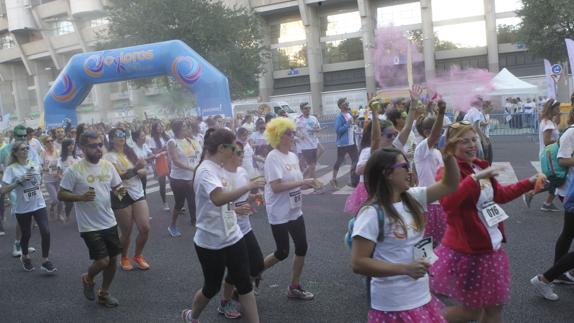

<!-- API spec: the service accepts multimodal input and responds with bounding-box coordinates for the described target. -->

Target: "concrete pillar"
[258,20,274,102]
[10,64,30,121]
[420,0,436,80]
[298,0,323,115]
[128,82,146,119]
[0,81,16,117]
[93,83,111,122]
[32,62,53,120]
[358,0,377,96]
[484,0,499,73]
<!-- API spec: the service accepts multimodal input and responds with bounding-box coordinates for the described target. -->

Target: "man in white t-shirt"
[295,102,321,179]
[464,98,488,160]
[58,131,126,308]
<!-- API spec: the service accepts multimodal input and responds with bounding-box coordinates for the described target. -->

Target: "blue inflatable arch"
[43,40,232,128]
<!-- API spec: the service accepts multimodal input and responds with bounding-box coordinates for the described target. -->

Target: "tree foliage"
[497,24,521,44]
[517,0,574,62]
[103,0,269,98]
[406,30,459,51]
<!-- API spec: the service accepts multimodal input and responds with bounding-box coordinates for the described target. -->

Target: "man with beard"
[58,131,127,308]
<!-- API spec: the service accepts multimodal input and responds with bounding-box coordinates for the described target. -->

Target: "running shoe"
[121,256,133,271]
[0,231,5,236]
[21,257,34,272]
[217,300,242,319]
[97,290,119,308]
[163,202,170,211]
[553,273,574,285]
[287,285,314,300]
[41,261,57,273]
[133,255,150,270]
[181,309,200,323]
[523,194,533,208]
[541,203,561,212]
[12,241,21,257]
[168,225,182,237]
[82,273,95,301]
[530,275,559,301]
[329,179,338,188]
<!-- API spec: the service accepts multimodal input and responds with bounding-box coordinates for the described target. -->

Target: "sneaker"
[541,203,561,212]
[523,194,533,208]
[133,255,150,270]
[120,256,133,271]
[553,273,574,285]
[181,309,200,323]
[530,275,559,301]
[28,247,36,254]
[217,300,242,319]
[41,261,57,273]
[0,231,5,236]
[81,273,95,301]
[12,242,21,257]
[97,290,119,308]
[287,285,314,301]
[163,202,170,211]
[168,225,182,237]
[21,257,34,272]
[329,179,338,188]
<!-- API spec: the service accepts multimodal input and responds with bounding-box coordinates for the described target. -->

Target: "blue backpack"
[539,126,574,181]
[345,203,385,248]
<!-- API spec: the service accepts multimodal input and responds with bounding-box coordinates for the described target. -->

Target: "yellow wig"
[264,117,295,149]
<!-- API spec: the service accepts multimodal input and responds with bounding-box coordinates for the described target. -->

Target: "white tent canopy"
[488,68,538,96]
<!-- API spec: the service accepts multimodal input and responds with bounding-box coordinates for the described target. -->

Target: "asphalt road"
[1,135,573,323]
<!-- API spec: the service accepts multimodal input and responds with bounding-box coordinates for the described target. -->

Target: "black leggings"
[16,208,50,258]
[157,175,167,203]
[270,216,308,261]
[553,209,574,264]
[141,176,147,197]
[333,145,359,186]
[195,238,252,299]
[169,177,196,222]
[225,230,264,284]
[544,252,574,281]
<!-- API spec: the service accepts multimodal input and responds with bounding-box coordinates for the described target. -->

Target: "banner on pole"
[565,38,574,90]
[544,59,556,99]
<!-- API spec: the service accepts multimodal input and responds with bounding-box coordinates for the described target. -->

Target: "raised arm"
[426,100,446,149]
[426,153,460,203]
[397,85,422,146]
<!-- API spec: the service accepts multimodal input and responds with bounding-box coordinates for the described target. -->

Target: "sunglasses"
[223,143,237,152]
[390,162,409,171]
[85,143,104,149]
[114,130,126,138]
[382,132,398,140]
[284,130,295,138]
[449,120,472,129]
[18,145,30,152]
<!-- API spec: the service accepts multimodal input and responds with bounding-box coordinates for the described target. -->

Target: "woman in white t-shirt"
[167,120,202,237]
[181,128,265,323]
[262,117,317,300]
[526,99,563,211]
[150,121,171,211]
[131,128,155,196]
[2,142,56,273]
[104,128,150,272]
[413,100,447,247]
[57,139,79,222]
[40,135,62,221]
[236,127,256,174]
[351,147,460,323]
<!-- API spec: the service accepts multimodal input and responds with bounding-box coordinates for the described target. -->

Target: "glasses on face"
[284,130,295,138]
[222,143,237,152]
[234,150,244,157]
[15,134,27,139]
[382,132,398,140]
[449,120,472,129]
[18,145,30,152]
[114,130,126,138]
[85,143,104,149]
[390,162,409,171]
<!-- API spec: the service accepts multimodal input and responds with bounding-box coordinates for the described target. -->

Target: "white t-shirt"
[60,159,122,233]
[167,138,201,180]
[241,141,255,174]
[352,187,429,312]
[296,115,320,151]
[249,131,267,148]
[42,149,60,183]
[464,107,485,125]
[357,147,371,183]
[556,128,574,197]
[193,160,243,249]
[538,119,559,155]
[414,138,444,189]
[3,161,46,214]
[133,143,154,174]
[224,167,252,235]
[148,136,167,151]
[29,138,44,157]
[57,155,79,174]
[103,152,145,200]
[264,149,304,225]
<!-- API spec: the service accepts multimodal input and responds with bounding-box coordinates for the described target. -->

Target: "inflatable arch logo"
[44,40,232,128]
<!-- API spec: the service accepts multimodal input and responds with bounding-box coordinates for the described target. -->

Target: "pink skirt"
[368,296,446,323]
[424,204,447,247]
[430,245,511,309]
[344,182,368,215]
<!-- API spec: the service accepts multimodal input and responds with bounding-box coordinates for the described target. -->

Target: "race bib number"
[289,190,302,209]
[221,203,237,237]
[23,187,40,202]
[481,202,509,227]
[413,237,438,265]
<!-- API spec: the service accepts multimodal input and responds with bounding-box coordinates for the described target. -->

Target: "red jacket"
[436,158,534,254]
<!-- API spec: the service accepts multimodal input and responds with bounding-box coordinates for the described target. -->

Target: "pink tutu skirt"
[424,204,447,247]
[368,296,446,323]
[344,182,368,215]
[430,245,511,309]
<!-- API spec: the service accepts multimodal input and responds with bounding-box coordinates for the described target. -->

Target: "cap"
[13,124,27,136]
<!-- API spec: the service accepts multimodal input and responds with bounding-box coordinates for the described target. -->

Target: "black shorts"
[111,192,145,210]
[301,149,318,164]
[80,226,122,260]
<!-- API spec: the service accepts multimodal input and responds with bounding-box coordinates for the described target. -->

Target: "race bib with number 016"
[481,202,509,227]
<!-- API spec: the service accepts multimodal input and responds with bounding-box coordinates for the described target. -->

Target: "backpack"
[345,203,385,249]
[539,126,573,181]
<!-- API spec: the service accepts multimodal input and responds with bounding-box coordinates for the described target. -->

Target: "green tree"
[406,30,459,51]
[103,0,269,98]
[517,0,574,62]
[497,24,521,44]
